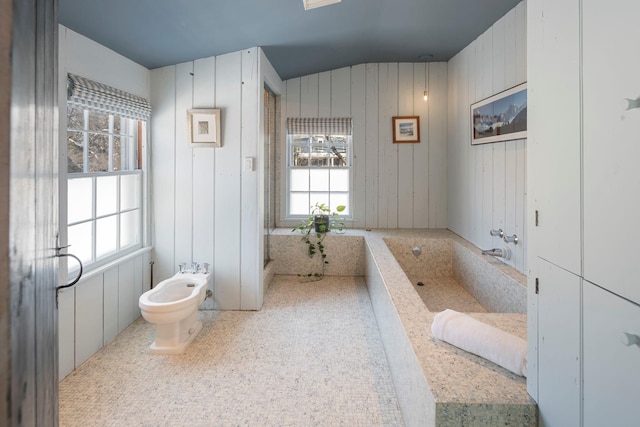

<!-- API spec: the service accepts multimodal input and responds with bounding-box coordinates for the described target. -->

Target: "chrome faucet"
[481,247,511,260]
[482,248,503,256]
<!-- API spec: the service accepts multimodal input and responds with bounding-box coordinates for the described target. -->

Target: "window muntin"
[287,132,351,216]
[67,105,143,272]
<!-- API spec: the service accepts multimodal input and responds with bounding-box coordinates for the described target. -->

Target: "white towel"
[431,309,527,377]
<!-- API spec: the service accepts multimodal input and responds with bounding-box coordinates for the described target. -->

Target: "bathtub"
[364,230,535,426]
[269,228,536,426]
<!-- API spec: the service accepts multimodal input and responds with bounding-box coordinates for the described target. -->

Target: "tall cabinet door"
[583,282,640,426]
[537,259,581,427]
[527,0,582,276]
[583,0,640,304]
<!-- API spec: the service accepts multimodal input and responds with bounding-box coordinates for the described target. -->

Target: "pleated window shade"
[67,73,151,120]
[286,117,352,135]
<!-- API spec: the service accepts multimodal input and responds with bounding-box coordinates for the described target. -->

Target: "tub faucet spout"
[481,247,511,260]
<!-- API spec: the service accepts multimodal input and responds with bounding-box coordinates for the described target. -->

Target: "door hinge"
[535,277,539,294]
[535,210,539,227]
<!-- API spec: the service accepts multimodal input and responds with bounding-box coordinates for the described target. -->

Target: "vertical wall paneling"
[300,75,319,117]
[378,63,399,227]
[57,288,75,379]
[117,258,136,332]
[428,63,448,228]
[492,18,506,243]
[214,52,242,309]
[447,1,527,273]
[174,61,195,270]
[364,64,380,228]
[447,56,459,233]
[75,275,104,367]
[330,67,351,117]
[318,71,331,116]
[283,61,449,230]
[192,57,217,309]
[397,63,415,228]
[150,66,177,283]
[240,48,261,309]
[413,63,429,228]
[472,40,484,247]
[103,266,119,345]
[350,64,366,225]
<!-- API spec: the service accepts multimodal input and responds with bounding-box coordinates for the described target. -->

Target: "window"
[286,118,352,217]
[66,74,150,272]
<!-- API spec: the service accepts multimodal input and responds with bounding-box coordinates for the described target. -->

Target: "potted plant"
[292,202,346,281]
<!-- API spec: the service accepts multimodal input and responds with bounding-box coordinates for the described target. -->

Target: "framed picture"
[471,82,527,145]
[187,108,221,147]
[392,116,420,143]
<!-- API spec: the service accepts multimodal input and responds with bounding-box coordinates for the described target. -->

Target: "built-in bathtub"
[384,237,526,314]
[269,228,536,426]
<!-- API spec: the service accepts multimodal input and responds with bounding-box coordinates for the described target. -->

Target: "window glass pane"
[330,193,350,214]
[120,210,140,248]
[112,136,121,171]
[289,193,310,216]
[310,145,331,167]
[67,105,85,130]
[291,144,309,167]
[88,133,109,172]
[67,131,84,173]
[68,177,93,224]
[68,222,93,267]
[289,169,309,192]
[121,174,140,210]
[96,216,117,259]
[309,169,329,192]
[309,193,330,210]
[114,116,122,135]
[96,175,118,217]
[88,110,110,132]
[330,169,349,192]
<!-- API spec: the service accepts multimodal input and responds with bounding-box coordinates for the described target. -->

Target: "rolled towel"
[431,309,527,377]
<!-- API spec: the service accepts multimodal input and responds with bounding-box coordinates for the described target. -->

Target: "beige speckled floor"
[59,275,405,427]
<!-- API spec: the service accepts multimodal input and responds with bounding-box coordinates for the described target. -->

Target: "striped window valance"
[67,73,151,120]
[287,117,352,135]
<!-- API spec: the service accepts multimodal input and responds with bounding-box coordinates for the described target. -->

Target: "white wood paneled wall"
[150,47,280,311]
[282,62,448,229]
[447,1,527,273]
[58,26,153,380]
[58,250,151,380]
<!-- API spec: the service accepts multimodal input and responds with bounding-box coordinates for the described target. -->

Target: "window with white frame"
[286,118,352,217]
[66,74,150,272]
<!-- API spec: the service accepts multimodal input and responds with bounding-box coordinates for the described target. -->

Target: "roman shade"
[67,73,151,120]
[286,117,352,135]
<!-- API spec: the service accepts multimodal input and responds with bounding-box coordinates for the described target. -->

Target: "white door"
[583,0,640,304]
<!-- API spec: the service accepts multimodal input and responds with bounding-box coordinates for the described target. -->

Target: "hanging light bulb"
[423,90,428,101]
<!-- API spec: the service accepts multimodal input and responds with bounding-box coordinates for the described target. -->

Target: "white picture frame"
[187,108,221,147]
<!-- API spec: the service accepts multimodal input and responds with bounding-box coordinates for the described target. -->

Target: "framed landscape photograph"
[392,116,420,143]
[188,108,221,147]
[471,82,527,145]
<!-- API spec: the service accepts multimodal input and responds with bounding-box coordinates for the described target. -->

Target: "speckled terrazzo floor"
[59,275,405,427]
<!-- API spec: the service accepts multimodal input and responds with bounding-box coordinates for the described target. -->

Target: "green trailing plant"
[292,202,346,281]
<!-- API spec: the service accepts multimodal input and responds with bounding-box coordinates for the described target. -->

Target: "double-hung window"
[286,118,352,217]
[66,74,150,272]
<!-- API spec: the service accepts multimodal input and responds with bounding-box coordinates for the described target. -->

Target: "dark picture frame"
[392,116,420,143]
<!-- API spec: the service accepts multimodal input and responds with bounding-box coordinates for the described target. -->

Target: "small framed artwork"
[392,116,420,143]
[187,108,221,147]
[471,82,527,145]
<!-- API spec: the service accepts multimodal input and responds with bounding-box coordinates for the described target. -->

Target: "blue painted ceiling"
[59,0,521,80]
